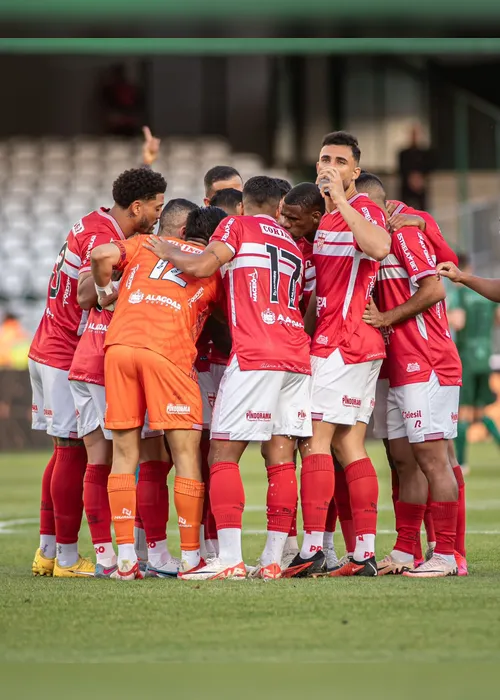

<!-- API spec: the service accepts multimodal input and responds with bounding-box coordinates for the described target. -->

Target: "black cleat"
[281,550,326,578]
[328,555,378,577]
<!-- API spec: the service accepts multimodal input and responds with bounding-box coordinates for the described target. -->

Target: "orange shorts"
[104,345,202,431]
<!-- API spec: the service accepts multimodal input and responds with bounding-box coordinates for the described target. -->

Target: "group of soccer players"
[29,127,481,581]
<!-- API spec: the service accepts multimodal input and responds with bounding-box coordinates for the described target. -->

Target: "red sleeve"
[413,211,458,266]
[79,229,123,274]
[393,227,436,286]
[210,216,241,255]
[354,201,388,252]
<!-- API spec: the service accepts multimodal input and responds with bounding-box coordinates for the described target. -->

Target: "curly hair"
[112,168,167,208]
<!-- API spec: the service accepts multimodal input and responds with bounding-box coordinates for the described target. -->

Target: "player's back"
[105,236,221,376]
[212,214,310,374]
[389,200,457,266]
[29,208,125,370]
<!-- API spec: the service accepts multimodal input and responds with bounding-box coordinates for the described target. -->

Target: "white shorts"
[210,362,227,392]
[69,381,162,441]
[210,356,312,442]
[311,350,382,426]
[387,371,460,443]
[372,378,389,440]
[198,371,217,430]
[29,359,78,439]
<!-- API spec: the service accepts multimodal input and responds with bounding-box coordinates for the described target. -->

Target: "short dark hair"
[243,176,281,208]
[112,167,167,208]
[274,178,292,198]
[160,198,198,227]
[184,206,228,245]
[209,188,243,211]
[204,165,241,195]
[284,182,325,215]
[457,252,470,269]
[321,131,361,163]
[356,171,386,194]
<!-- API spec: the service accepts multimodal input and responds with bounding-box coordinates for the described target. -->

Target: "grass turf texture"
[1,441,500,664]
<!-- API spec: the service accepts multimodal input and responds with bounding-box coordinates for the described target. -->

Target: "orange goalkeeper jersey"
[105,236,221,377]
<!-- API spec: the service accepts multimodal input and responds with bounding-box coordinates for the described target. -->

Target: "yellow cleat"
[32,548,55,576]
[53,555,95,578]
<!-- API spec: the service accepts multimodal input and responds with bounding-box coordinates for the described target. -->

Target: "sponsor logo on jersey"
[342,395,362,408]
[261,308,276,325]
[361,206,377,225]
[166,403,191,414]
[316,334,328,345]
[396,232,418,273]
[297,409,307,421]
[88,322,108,332]
[435,300,443,319]
[221,217,235,242]
[63,278,71,306]
[366,275,377,299]
[316,296,327,316]
[259,223,291,242]
[188,287,204,308]
[277,314,304,329]
[125,264,139,289]
[248,269,258,302]
[45,308,55,319]
[406,362,421,373]
[83,234,97,265]
[43,408,53,417]
[402,409,422,419]
[417,231,435,268]
[451,412,458,423]
[72,220,85,235]
[32,404,38,412]
[128,290,144,304]
[315,231,327,251]
[145,294,181,310]
[246,411,272,422]
[370,397,376,409]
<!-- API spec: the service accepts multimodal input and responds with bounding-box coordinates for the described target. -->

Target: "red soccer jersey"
[311,193,386,364]
[68,306,113,386]
[376,226,462,387]
[210,214,311,374]
[29,208,125,371]
[297,236,316,313]
[389,201,458,266]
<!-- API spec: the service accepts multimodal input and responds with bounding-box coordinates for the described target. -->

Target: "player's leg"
[198,370,218,560]
[105,345,145,580]
[456,360,473,473]
[138,431,177,577]
[448,439,467,575]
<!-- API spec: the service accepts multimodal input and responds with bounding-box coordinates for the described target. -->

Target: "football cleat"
[328,555,378,577]
[281,546,300,570]
[32,548,55,577]
[178,557,246,581]
[281,550,326,579]
[425,542,436,561]
[53,555,95,578]
[249,563,282,580]
[138,559,148,575]
[454,551,468,577]
[324,547,339,572]
[377,554,414,576]
[94,562,119,578]
[402,554,458,578]
[145,557,180,578]
[110,560,144,581]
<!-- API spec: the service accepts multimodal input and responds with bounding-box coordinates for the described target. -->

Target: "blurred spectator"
[398,124,433,211]
[100,63,144,137]
[0,312,30,370]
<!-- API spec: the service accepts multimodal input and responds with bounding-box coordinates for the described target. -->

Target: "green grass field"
[1,441,500,666]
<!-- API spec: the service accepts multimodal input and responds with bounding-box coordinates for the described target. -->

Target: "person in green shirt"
[444,253,500,473]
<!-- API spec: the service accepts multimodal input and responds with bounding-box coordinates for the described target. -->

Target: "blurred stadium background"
[2,33,500,448]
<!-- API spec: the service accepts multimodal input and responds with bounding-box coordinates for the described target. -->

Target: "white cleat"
[324,547,339,571]
[402,554,458,578]
[377,554,414,576]
[178,557,246,581]
[145,557,181,578]
[110,559,143,580]
[281,547,300,570]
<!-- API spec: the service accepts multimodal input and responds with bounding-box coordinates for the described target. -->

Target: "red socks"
[424,490,436,544]
[137,460,171,544]
[431,501,459,555]
[40,450,57,536]
[84,464,112,545]
[453,465,466,556]
[300,454,335,532]
[50,445,87,544]
[394,501,426,556]
[344,458,378,536]
[200,437,217,540]
[210,461,245,530]
[334,464,355,552]
[266,462,297,533]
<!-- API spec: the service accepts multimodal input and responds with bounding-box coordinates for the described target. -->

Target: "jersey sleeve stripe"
[62,261,80,279]
[65,249,82,267]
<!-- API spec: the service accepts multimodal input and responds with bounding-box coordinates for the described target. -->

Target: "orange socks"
[174,476,205,552]
[107,473,136,545]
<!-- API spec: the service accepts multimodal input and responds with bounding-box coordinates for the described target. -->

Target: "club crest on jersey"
[128,290,144,304]
[297,409,307,421]
[406,362,420,373]
[261,308,276,325]
[315,231,327,251]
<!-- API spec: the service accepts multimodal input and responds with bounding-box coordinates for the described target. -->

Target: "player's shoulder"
[71,208,121,241]
[165,236,205,255]
[351,192,385,216]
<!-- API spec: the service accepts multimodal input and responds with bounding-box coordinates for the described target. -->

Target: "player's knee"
[55,437,84,448]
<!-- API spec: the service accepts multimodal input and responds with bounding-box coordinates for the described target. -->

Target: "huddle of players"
[29,128,469,581]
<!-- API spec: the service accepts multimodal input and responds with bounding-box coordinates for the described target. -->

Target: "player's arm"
[317,167,390,261]
[363,274,446,328]
[303,289,317,337]
[90,242,123,301]
[143,237,233,278]
[77,272,99,310]
[437,262,500,303]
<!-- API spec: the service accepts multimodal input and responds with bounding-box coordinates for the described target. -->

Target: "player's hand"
[388,212,426,233]
[316,167,346,208]
[386,201,398,216]
[362,297,386,328]
[98,289,118,310]
[436,261,463,283]
[143,235,174,260]
[142,126,161,166]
